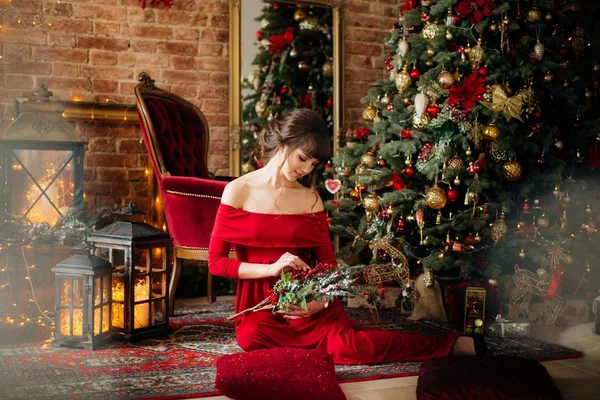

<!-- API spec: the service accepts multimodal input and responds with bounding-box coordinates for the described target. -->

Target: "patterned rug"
[0,301,582,400]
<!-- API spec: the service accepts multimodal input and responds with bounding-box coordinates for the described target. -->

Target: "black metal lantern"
[87,202,171,341]
[52,251,113,349]
[0,84,84,226]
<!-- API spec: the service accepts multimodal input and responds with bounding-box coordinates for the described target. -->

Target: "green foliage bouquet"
[228,263,380,319]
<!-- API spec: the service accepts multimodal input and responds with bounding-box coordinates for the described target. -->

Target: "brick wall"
[1,0,394,208]
[344,0,398,125]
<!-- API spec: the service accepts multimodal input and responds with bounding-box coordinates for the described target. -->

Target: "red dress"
[208,204,459,365]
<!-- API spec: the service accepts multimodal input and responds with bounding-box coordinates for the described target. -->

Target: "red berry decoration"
[409,68,421,80]
[467,160,480,175]
[386,103,395,112]
[447,188,460,202]
[396,217,406,232]
[273,2,279,9]
[327,97,333,108]
[256,31,262,40]
[426,104,439,118]
[404,166,415,177]
[533,110,542,118]
[417,143,434,163]
[478,66,488,76]
[280,86,289,95]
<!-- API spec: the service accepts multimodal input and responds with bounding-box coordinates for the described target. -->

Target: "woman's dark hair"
[257,108,331,189]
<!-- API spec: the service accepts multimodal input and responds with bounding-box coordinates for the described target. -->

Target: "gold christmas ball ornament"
[322,61,333,78]
[488,278,498,287]
[491,217,509,242]
[526,7,543,23]
[488,22,498,33]
[537,213,550,228]
[425,60,434,67]
[362,193,380,213]
[502,160,523,181]
[437,70,455,90]
[454,176,461,186]
[360,150,377,168]
[293,9,307,22]
[362,105,378,122]
[445,30,453,40]
[255,99,267,115]
[395,67,412,94]
[241,162,256,175]
[422,22,439,42]
[555,139,564,150]
[543,72,554,83]
[412,113,430,130]
[426,48,436,57]
[545,12,553,21]
[519,248,527,258]
[594,63,600,72]
[425,185,448,210]
[482,124,500,141]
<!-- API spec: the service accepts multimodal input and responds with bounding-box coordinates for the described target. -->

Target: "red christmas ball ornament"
[404,166,415,177]
[409,68,421,80]
[256,31,262,40]
[533,110,542,118]
[349,189,361,201]
[273,2,279,10]
[426,104,439,118]
[447,188,460,202]
[559,47,568,56]
[327,97,333,108]
[531,123,541,133]
[324,160,333,169]
[523,199,530,214]
[478,66,488,76]
[280,86,289,95]
[465,233,476,245]
[538,155,546,165]
[400,127,413,139]
[359,184,367,192]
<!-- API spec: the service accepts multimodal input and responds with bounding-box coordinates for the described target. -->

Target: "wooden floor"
[177,296,600,400]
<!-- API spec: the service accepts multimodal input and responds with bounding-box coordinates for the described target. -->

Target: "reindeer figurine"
[510,264,564,325]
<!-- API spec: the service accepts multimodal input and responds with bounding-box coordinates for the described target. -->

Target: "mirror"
[229,0,344,177]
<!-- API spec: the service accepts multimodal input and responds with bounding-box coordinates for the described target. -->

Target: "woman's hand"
[267,252,310,277]
[279,300,328,320]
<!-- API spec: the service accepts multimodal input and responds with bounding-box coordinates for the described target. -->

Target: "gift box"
[487,314,531,338]
[456,287,487,335]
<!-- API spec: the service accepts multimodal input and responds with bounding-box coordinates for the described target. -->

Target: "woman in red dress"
[208,109,476,364]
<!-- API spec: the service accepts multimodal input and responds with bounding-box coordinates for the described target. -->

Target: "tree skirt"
[0,301,581,400]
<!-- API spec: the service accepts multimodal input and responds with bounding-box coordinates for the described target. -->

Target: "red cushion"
[215,348,346,400]
[417,355,562,400]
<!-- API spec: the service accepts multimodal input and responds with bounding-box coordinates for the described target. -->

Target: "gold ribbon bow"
[480,85,523,122]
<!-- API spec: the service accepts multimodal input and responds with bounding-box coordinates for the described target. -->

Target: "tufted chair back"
[135,76,211,182]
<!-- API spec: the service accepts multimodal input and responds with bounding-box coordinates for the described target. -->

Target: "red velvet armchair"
[134,72,234,315]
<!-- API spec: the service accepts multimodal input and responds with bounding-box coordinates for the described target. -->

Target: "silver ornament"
[398,39,409,57]
[532,41,545,60]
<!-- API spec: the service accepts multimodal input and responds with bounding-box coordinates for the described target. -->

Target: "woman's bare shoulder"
[221,176,251,208]
[299,186,324,213]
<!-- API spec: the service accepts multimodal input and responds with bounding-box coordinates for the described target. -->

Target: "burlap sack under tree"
[409,273,448,322]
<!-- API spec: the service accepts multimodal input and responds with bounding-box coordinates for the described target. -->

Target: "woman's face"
[281,147,319,181]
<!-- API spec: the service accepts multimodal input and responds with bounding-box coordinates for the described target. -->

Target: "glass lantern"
[0,84,84,226]
[87,202,172,341]
[52,252,113,349]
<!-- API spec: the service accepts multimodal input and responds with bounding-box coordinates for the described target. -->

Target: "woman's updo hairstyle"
[257,109,331,188]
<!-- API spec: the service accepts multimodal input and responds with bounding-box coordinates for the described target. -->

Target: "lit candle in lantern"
[111,275,150,329]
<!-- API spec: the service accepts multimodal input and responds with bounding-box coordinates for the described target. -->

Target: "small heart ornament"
[325,178,341,194]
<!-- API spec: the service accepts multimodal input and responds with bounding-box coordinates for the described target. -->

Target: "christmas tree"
[240,1,334,176]
[327,0,600,293]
